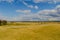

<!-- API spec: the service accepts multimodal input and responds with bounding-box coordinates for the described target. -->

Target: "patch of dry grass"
[0,23,60,40]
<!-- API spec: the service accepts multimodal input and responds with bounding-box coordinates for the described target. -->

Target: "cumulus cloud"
[14,5,60,21]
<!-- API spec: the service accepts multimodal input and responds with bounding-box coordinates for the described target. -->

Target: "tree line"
[0,20,7,26]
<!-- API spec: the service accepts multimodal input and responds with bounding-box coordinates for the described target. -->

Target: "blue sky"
[0,0,60,21]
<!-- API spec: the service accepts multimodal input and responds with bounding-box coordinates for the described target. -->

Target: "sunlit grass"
[0,23,60,40]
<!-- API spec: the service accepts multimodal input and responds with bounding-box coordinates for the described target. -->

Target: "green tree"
[0,20,2,26]
[2,20,7,25]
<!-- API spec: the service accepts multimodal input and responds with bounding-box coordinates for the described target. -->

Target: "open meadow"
[0,22,60,40]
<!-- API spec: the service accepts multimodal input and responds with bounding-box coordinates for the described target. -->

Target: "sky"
[0,0,60,21]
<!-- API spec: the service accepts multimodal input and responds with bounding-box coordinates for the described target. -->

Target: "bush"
[2,20,7,25]
[0,20,2,26]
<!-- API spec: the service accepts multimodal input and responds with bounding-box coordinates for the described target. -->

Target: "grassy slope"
[0,24,60,40]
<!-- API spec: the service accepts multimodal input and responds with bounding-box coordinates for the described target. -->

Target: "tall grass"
[0,24,60,40]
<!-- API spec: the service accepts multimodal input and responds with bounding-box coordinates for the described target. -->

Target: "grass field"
[0,23,60,40]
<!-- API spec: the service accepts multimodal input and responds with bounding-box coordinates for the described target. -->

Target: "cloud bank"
[11,5,60,21]
[0,0,60,21]
[0,5,60,21]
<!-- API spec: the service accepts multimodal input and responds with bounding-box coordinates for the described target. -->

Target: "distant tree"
[2,20,7,25]
[0,20,2,26]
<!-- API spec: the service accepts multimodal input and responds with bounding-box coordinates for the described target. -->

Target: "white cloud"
[33,0,60,4]
[33,0,44,3]
[54,0,60,2]
[23,1,28,6]
[56,5,60,8]
[1,5,60,21]
[16,10,31,14]
[0,0,14,3]
[23,1,39,9]
[0,0,60,4]
[34,6,39,9]
[48,17,60,21]
[56,5,60,13]
[14,5,60,21]
[28,5,34,8]
[0,13,8,20]
[23,1,33,8]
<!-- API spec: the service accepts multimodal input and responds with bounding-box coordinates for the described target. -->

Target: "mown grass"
[0,23,60,40]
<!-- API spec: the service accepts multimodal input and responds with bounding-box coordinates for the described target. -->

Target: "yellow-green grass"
[0,23,60,40]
